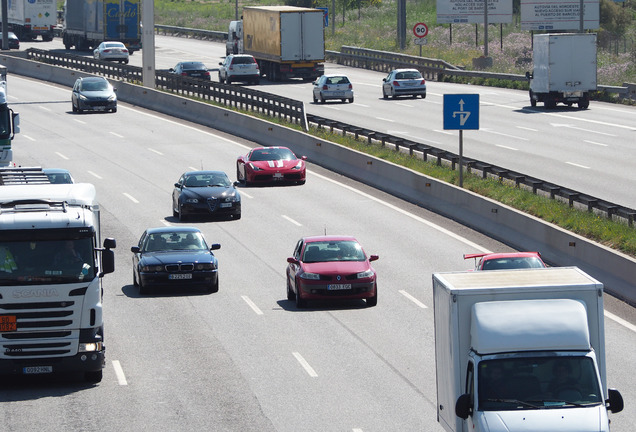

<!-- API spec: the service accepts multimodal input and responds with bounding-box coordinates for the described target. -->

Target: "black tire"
[207,275,219,294]
[349,97,354,103]
[421,94,426,99]
[295,281,307,308]
[111,107,117,113]
[85,370,103,383]
[313,95,318,103]
[72,102,77,113]
[382,89,388,99]
[366,289,378,307]
[178,205,187,222]
[133,268,138,287]
[233,212,241,220]
[138,279,149,295]
[287,279,295,301]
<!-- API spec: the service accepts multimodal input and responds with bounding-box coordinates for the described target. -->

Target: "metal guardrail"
[304,113,636,226]
[23,43,636,227]
[25,48,307,129]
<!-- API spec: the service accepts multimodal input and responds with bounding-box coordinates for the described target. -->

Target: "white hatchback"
[312,75,354,103]
[218,54,260,85]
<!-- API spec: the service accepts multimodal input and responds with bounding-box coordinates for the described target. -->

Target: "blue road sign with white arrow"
[443,94,479,130]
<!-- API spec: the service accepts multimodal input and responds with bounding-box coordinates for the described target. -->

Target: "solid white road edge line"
[282,215,302,226]
[605,310,636,334]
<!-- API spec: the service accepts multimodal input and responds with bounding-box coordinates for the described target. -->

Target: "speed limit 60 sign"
[413,22,428,38]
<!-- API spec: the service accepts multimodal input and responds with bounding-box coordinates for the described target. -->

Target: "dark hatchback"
[71,77,117,113]
[172,170,241,221]
[169,61,211,80]
[131,227,221,295]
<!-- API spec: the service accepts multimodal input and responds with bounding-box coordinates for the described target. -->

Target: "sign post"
[413,22,428,56]
[443,94,480,187]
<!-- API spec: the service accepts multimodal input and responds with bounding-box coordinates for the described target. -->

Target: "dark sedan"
[169,61,211,80]
[131,227,221,295]
[172,170,241,221]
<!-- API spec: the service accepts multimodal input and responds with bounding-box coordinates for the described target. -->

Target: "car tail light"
[392,81,400,86]
[104,49,111,53]
[204,71,210,77]
[181,72,188,76]
[348,84,352,89]
[322,85,328,90]
[123,48,129,53]
[420,79,426,84]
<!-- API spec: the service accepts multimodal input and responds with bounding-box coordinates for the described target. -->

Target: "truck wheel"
[85,370,103,383]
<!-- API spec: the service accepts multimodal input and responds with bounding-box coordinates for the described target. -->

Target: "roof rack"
[0,167,51,185]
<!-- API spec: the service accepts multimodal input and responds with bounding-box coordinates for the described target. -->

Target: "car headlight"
[300,272,320,280]
[195,263,216,270]
[292,161,303,170]
[108,95,116,102]
[185,198,199,203]
[79,94,88,101]
[141,265,163,272]
[79,342,104,352]
[356,269,374,279]
[249,163,263,171]
[223,193,240,202]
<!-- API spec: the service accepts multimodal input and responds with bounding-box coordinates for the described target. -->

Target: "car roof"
[322,74,349,78]
[228,54,254,58]
[79,76,108,83]
[145,226,202,235]
[392,68,420,73]
[104,41,125,46]
[303,235,358,243]
[42,168,71,174]
[179,61,207,67]
[251,146,291,151]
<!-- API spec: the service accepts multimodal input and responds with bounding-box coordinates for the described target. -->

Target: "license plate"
[0,315,17,332]
[220,202,232,208]
[169,273,192,280]
[23,366,53,374]
[273,173,284,180]
[328,283,351,290]
[331,91,344,96]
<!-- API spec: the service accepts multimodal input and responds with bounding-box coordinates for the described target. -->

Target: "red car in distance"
[286,236,379,308]
[464,252,547,271]
[236,146,306,186]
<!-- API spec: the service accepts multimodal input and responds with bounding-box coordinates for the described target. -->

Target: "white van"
[226,20,243,56]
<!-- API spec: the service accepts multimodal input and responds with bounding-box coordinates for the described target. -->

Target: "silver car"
[382,69,427,99]
[93,41,129,64]
[312,74,354,103]
[218,54,260,84]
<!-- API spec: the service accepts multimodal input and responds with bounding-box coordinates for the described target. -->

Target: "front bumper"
[140,270,218,289]
[78,99,117,111]
[181,199,241,217]
[248,170,305,184]
[298,280,376,300]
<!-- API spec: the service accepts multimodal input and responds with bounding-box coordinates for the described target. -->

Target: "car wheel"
[341,98,346,103]
[133,267,138,287]
[124,59,129,65]
[320,95,325,104]
[382,89,388,99]
[287,278,296,301]
[111,107,117,113]
[366,289,378,307]
[84,370,103,383]
[178,205,187,222]
[233,212,241,220]
[206,275,219,294]
[227,76,232,84]
[421,94,426,99]
[313,94,318,103]
[72,102,77,113]
[138,279,149,295]
[349,96,354,103]
[295,281,307,309]
[219,75,225,84]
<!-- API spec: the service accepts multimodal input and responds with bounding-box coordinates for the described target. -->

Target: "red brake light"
[392,81,400,86]
[348,84,352,89]
[103,49,111,53]
[181,72,187,76]
[420,79,426,84]
[322,85,328,90]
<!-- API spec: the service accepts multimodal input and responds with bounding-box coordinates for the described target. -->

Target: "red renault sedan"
[286,236,379,308]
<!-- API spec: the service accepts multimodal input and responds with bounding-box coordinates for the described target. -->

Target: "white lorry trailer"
[228,6,325,81]
[526,33,597,109]
[0,0,56,41]
[0,169,116,382]
[433,267,623,432]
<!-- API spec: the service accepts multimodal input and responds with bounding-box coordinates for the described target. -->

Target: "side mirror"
[287,257,299,264]
[382,78,387,82]
[369,254,379,262]
[210,244,221,251]
[131,246,140,253]
[525,71,532,80]
[607,388,624,413]
[101,248,115,275]
[455,394,471,420]
[174,182,181,188]
[301,156,307,161]
[103,238,116,249]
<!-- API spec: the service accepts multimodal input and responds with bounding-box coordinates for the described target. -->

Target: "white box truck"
[432,267,623,432]
[0,0,56,41]
[0,169,116,382]
[526,33,597,109]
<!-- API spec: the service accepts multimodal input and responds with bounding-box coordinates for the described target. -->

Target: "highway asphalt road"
[1,45,635,432]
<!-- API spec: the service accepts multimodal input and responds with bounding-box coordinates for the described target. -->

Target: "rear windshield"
[184,62,207,70]
[396,71,422,80]
[232,56,256,65]
[326,76,350,85]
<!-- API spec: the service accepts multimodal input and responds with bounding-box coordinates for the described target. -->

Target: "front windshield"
[142,231,208,252]
[0,238,95,284]
[184,173,230,187]
[81,80,109,91]
[478,357,603,411]
[302,240,366,263]
[250,148,296,161]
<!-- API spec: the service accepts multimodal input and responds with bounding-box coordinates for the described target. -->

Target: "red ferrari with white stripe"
[236,146,306,186]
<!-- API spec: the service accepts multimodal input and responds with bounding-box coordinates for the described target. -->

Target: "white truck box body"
[3,0,56,31]
[433,267,606,432]
[531,33,597,94]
